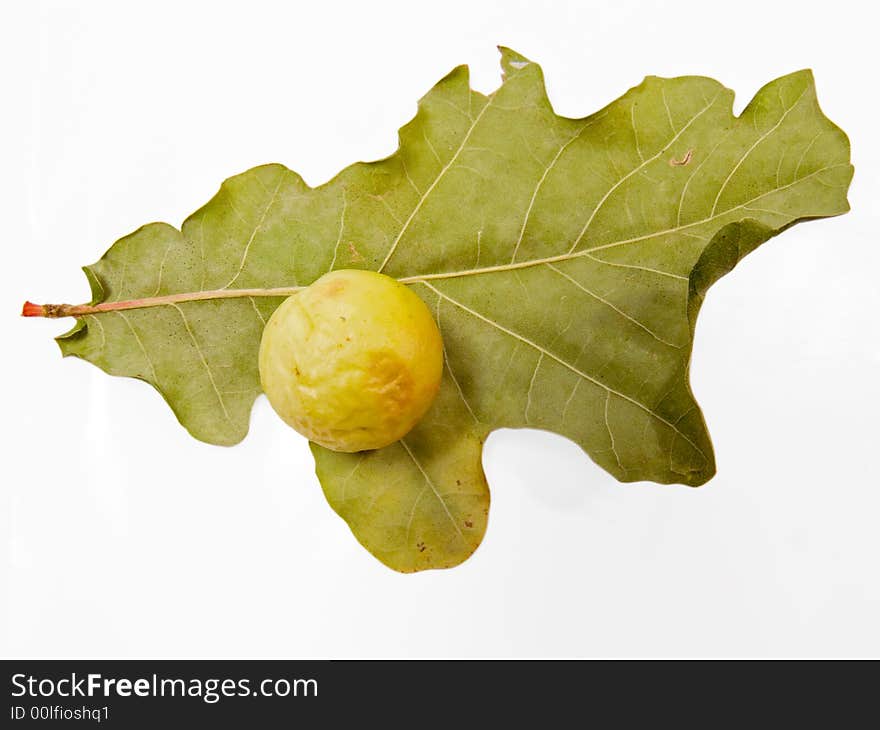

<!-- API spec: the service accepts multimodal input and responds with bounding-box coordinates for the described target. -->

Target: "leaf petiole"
[21,286,304,318]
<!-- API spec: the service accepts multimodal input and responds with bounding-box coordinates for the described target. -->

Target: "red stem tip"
[21,301,45,317]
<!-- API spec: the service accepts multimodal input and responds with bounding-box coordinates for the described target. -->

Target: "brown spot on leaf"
[464,520,473,528]
[669,148,694,166]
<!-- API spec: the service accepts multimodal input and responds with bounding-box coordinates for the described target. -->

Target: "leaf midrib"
[51,162,846,319]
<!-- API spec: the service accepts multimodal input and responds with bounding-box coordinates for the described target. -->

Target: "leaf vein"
[571,91,722,253]
[115,311,159,384]
[605,392,624,471]
[170,303,232,425]
[378,95,494,272]
[419,282,707,463]
[710,86,809,216]
[224,173,285,289]
[547,263,682,347]
[511,121,590,263]
[400,439,465,543]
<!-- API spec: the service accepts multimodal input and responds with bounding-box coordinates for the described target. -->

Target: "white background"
[3,0,878,658]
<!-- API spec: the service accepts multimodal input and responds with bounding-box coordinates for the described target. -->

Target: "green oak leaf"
[46,48,852,572]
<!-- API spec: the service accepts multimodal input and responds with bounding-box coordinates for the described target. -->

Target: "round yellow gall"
[258,269,443,452]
